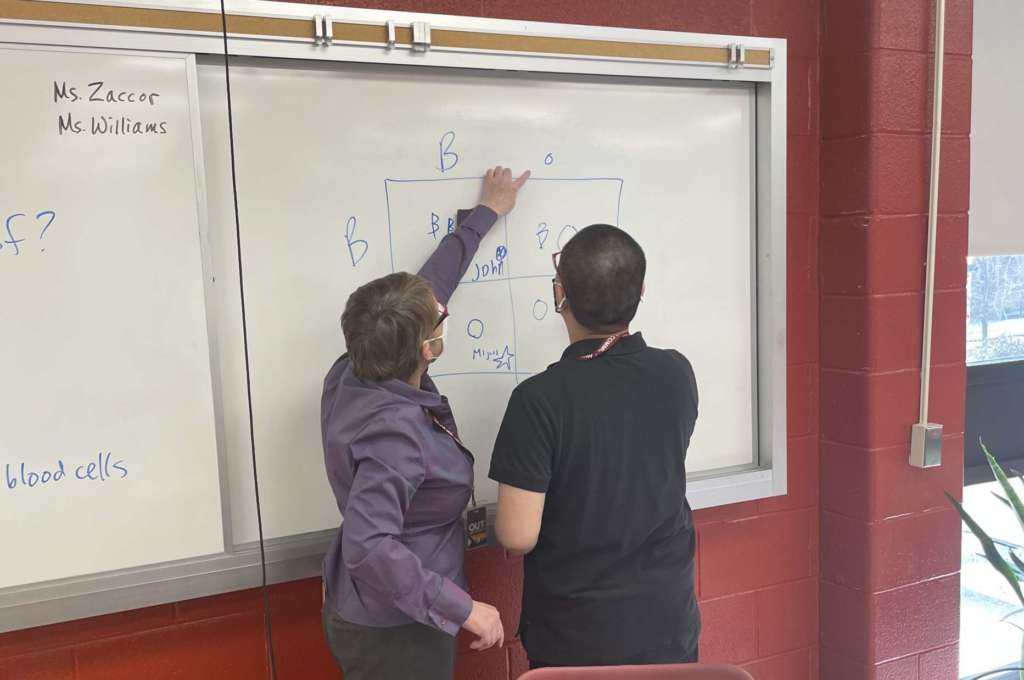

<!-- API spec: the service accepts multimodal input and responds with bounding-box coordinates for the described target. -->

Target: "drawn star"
[493,345,514,371]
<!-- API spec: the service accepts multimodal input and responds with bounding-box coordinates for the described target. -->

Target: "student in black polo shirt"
[488,224,700,669]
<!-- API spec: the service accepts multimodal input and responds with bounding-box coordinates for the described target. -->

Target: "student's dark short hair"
[341,272,437,382]
[558,224,645,334]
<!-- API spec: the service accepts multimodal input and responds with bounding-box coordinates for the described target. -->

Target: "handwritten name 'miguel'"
[54,81,169,137]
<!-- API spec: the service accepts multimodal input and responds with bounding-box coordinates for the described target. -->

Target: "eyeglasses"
[433,303,449,332]
[550,252,567,313]
[551,279,567,313]
[425,302,449,347]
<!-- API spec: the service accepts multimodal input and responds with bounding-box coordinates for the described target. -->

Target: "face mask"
[423,305,448,362]
[425,317,447,344]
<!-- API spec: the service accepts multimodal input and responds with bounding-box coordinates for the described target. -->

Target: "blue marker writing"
[36,210,56,240]
[493,345,514,371]
[472,258,505,282]
[536,222,549,250]
[3,453,125,492]
[4,213,26,256]
[438,131,458,173]
[429,213,457,240]
[345,216,368,266]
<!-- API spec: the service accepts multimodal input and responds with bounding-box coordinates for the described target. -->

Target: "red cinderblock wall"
[0,1,973,679]
[819,1,970,678]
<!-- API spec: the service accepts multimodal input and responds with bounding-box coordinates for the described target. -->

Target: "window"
[967,255,1024,365]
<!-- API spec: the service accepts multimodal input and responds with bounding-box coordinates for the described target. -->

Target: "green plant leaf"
[1002,607,1024,634]
[1002,606,1024,624]
[1011,549,1024,580]
[1014,468,1024,498]
[947,492,1024,607]
[983,441,1024,537]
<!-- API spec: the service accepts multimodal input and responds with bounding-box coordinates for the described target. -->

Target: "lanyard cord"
[577,330,630,361]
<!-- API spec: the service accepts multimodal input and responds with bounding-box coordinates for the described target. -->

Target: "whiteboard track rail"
[0,533,333,633]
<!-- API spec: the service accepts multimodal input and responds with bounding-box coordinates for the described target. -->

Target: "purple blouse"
[321,205,498,636]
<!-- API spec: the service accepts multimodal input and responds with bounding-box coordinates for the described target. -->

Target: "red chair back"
[519,664,755,680]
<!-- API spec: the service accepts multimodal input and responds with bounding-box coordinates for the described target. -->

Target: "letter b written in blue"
[438,131,458,173]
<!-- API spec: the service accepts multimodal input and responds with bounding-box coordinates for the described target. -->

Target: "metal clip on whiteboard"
[386,20,396,49]
[313,15,324,46]
[412,21,431,52]
[727,44,746,69]
[323,16,333,46]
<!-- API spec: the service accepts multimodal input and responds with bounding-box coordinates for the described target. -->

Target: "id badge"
[466,506,488,549]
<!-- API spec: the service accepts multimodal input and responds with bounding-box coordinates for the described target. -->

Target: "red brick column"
[819,1,971,677]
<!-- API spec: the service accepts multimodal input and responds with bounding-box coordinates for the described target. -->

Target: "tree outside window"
[968,255,1024,365]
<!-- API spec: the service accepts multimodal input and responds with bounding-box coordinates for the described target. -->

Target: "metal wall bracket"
[728,43,746,69]
[312,14,323,45]
[412,21,431,52]
[312,16,332,46]
[910,422,943,468]
[385,20,396,48]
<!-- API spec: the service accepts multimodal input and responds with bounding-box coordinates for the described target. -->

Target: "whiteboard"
[0,47,224,588]
[198,59,755,544]
[0,2,788,632]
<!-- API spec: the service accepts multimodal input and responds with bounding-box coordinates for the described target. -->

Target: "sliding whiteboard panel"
[199,59,755,543]
[971,0,1024,255]
[0,46,224,588]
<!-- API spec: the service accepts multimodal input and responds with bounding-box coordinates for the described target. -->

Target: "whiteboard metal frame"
[0,0,787,632]
[184,50,237,553]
